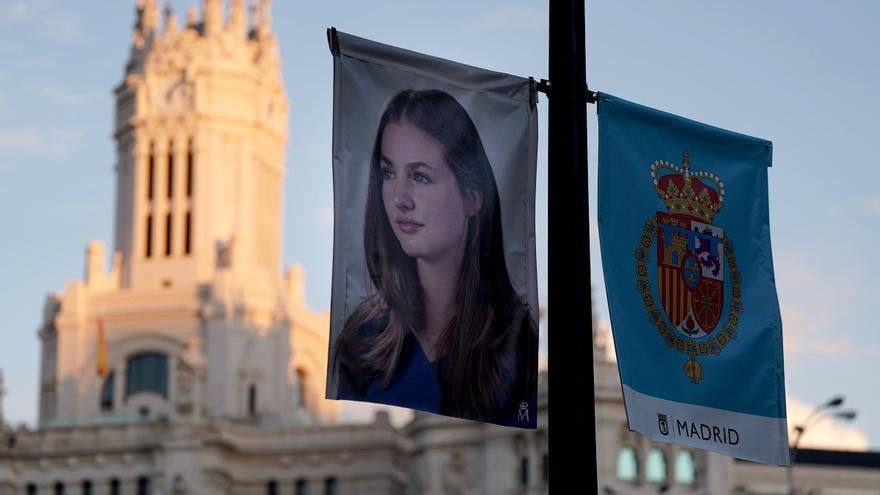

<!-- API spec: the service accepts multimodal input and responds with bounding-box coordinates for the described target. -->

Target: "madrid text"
[675,419,739,445]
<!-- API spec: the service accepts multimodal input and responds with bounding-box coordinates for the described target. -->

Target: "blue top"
[361,333,442,412]
[335,313,538,429]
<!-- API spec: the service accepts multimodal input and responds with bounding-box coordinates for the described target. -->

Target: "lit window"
[675,450,696,485]
[646,448,667,483]
[616,446,638,482]
[126,352,168,398]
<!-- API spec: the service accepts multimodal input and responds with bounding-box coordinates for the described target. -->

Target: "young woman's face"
[380,120,478,264]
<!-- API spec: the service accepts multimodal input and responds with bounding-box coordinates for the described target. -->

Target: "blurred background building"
[0,1,878,493]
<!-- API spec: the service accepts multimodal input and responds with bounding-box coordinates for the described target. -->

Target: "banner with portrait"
[325,30,539,428]
[598,93,789,465]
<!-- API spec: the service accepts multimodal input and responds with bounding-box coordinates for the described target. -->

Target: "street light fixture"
[787,396,857,495]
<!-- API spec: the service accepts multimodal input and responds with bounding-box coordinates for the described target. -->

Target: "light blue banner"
[598,93,789,465]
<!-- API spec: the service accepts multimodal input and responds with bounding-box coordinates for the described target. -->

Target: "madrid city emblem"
[635,151,743,384]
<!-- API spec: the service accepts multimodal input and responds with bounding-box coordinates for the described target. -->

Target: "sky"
[1,1,878,451]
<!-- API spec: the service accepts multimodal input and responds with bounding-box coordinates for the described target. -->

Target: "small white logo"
[517,401,529,422]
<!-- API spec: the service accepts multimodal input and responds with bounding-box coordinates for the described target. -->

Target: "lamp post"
[787,395,858,495]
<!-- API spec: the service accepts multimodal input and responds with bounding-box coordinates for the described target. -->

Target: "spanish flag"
[97,317,108,377]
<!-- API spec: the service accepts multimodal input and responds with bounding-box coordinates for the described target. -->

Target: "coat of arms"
[635,152,743,383]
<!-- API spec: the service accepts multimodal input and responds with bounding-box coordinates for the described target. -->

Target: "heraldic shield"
[636,151,743,384]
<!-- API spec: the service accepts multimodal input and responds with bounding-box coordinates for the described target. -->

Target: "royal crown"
[651,151,724,223]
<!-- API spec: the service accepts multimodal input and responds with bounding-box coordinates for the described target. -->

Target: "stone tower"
[37,0,337,428]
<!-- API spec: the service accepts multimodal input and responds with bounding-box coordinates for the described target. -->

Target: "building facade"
[1,1,878,494]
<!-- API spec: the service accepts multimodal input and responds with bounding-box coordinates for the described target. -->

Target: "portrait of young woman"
[331,89,538,427]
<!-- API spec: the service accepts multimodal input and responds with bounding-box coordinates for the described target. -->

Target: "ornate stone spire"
[142,0,160,33]
[203,0,223,36]
[186,5,199,29]
[259,0,272,34]
[229,0,246,35]
[163,3,179,35]
[250,1,260,34]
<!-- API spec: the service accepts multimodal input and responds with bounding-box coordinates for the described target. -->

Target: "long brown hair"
[335,89,532,421]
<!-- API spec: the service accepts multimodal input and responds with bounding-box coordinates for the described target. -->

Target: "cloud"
[780,303,852,358]
[42,14,83,42]
[468,5,548,33]
[40,84,96,104]
[0,2,37,23]
[0,2,83,42]
[0,130,41,150]
[864,197,880,215]
[0,128,82,160]
[787,396,868,451]
[774,250,860,359]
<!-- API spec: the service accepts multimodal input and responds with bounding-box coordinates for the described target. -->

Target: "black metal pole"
[548,0,597,492]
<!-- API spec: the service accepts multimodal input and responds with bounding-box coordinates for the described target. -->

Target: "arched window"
[26,484,37,495]
[100,372,115,411]
[166,142,174,199]
[53,482,64,495]
[145,214,154,258]
[109,479,120,495]
[145,140,155,258]
[126,352,168,398]
[294,368,308,408]
[82,480,93,495]
[616,446,638,482]
[147,142,155,200]
[137,476,150,495]
[164,212,173,256]
[186,139,194,198]
[645,448,667,483]
[675,450,696,485]
[184,210,192,255]
[519,456,529,487]
[266,480,278,495]
[324,477,338,495]
[248,384,257,416]
[295,478,309,495]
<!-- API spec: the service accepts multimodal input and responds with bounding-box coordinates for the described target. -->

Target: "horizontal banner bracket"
[533,79,597,104]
